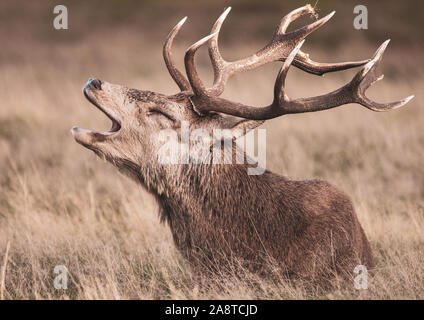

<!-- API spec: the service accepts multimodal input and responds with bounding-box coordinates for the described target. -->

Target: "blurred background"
[0,0,423,299]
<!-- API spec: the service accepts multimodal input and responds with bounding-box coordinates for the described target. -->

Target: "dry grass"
[0,0,423,299]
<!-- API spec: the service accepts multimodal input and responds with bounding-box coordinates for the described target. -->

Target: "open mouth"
[83,88,121,135]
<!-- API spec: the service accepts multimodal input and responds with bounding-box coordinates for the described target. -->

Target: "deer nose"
[86,78,102,90]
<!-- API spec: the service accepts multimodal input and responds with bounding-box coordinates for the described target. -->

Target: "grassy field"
[0,0,423,299]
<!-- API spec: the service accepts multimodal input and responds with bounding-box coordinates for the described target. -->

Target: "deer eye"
[147,109,175,122]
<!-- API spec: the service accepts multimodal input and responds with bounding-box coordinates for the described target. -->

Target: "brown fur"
[156,161,375,284]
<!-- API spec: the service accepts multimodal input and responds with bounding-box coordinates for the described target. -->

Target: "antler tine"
[351,40,414,111]
[276,4,316,35]
[208,7,231,80]
[292,51,370,76]
[285,11,335,41]
[190,40,414,120]
[203,7,369,97]
[273,40,305,107]
[184,32,218,96]
[163,17,191,91]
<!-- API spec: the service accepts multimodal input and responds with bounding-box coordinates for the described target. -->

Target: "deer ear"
[220,117,264,139]
[208,117,264,154]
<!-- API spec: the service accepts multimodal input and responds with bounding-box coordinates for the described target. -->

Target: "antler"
[186,39,413,120]
[163,6,413,119]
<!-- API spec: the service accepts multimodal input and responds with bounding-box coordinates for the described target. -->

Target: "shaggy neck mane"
[142,156,282,271]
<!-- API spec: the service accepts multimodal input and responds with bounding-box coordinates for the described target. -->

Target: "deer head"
[71,5,413,190]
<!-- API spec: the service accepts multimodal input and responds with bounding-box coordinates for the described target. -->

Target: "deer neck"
[153,162,253,222]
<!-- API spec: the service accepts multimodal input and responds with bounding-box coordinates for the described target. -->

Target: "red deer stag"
[71,5,413,285]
